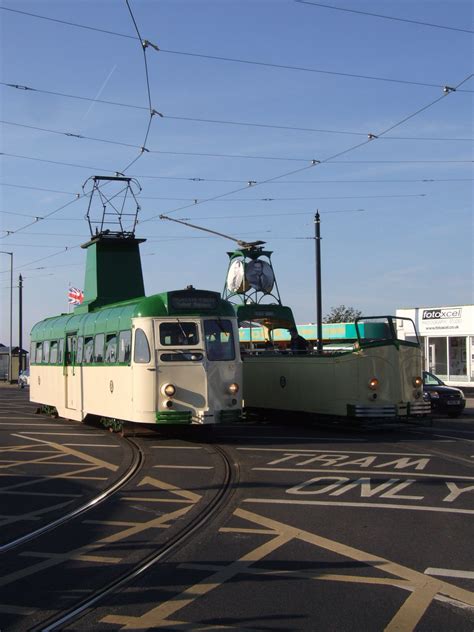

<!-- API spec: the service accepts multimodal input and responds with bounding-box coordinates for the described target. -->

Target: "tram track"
[0,437,144,555]
[34,442,238,631]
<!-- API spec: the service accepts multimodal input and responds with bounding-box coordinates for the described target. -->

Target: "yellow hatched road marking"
[0,465,107,493]
[12,434,118,471]
[0,499,200,588]
[102,507,474,631]
[0,456,93,469]
[0,444,57,454]
[0,500,74,528]
[138,475,202,503]
[25,551,122,564]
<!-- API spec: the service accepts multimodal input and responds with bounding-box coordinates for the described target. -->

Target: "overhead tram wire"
[151,72,472,224]
[0,194,88,239]
[140,193,427,202]
[119,0,157,174]
[2,77,473,230]
[3,150,471,169]
[1,7,473,91]
[6,68,455,235]
[2,167,470,234]
[0,0,156,241]
[294,1,474,35]
[2,116,474,143]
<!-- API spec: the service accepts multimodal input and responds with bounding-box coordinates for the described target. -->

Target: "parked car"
[423,371,466,417]
[18,369,30,389]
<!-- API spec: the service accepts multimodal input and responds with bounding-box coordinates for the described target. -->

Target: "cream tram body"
[243,316,431,420]
[30,289,242,426]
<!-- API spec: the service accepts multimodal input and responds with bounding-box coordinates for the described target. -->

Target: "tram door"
[65,333,79,411]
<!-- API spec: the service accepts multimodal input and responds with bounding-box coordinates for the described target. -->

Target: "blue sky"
[0,0,473,347]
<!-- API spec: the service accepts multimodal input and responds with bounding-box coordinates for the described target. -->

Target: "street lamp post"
[19,274,23,373]
[0,251,13,382]
[314,212,323,354]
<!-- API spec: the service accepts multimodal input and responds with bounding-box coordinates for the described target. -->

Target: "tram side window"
[31,342,36,362]
[43,341,50,364]
[134,328,151,363]
[76,337,84,364]
[94,334,105,363]
[58,338,64,364]
[35,342,43,364]
[118,330,132,363]
[84,337,94,364]
[105,334,117,363]
[50,340,58,364]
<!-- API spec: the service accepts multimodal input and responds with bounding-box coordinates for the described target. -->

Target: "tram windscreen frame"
[204,319,236,361]
[355,316,420,346]
[159,321,199,346]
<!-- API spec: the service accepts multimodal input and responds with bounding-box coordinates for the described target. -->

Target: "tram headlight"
[228,382,239,395]
[161,383,176,397]
[368,377,379,390]
[413,376,423,388]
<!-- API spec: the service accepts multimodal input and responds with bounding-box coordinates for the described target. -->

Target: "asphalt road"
[1,386,473,631]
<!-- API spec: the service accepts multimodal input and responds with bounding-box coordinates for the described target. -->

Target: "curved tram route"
[24,446,239,631]
[0,437,143,555]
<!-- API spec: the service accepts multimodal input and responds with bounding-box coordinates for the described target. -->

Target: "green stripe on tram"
[155,411,193,424]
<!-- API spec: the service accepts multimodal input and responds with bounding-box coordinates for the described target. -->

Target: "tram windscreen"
[356,317,419,345]
[204,319,235,361]
[160,322,199,346]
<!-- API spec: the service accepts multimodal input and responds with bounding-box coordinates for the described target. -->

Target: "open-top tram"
[242,315,430,421]
[221,242,430,422]
[30,287,242,428]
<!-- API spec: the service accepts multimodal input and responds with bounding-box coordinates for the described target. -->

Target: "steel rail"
[0,437,144,555]
[38,443,237,631]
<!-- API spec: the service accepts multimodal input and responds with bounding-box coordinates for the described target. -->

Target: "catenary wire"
[117,0,155,173]
[2,143,473,173]
[151,72,471,221]
[295,0,474,35]
[2,116,473,143]
[1,7,473,90]
[139,193,427,201]
[1,68,471,235]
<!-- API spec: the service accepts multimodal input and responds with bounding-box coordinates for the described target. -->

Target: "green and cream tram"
[30,288,242,428]
[222,243,430,422]
[241,314,430,420]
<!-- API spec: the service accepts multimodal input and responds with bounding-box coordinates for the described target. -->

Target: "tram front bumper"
[347,404,397,419]
[156,410,193,424]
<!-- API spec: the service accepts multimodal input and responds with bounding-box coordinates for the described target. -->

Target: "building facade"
[396,304,473,388]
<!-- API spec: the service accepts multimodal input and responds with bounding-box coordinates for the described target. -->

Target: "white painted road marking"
[227,435,366,442]
[254,467,474,481]
[243,498,474,515]
[151,446,203,450]
[153,465,213,470]
[238,448,432,456]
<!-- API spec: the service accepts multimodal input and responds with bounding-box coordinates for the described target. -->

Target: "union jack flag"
[68,287,84,305]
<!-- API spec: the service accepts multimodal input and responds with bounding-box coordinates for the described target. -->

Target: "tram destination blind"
[170,293,219,311]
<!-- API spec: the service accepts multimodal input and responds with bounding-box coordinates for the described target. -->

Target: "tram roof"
[30,289,235,340]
